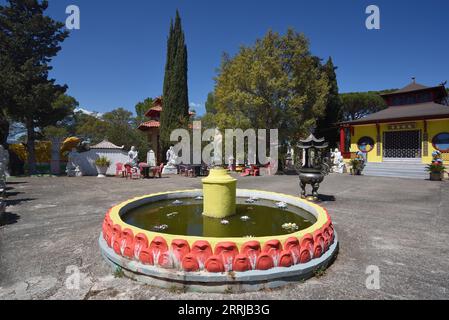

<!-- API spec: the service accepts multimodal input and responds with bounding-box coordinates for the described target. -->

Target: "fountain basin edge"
[99,189,338,291]
[99,231,339,293]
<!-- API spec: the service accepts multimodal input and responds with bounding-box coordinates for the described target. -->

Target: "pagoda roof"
[340,102,449,125]
[138,120,161,131]
[144,96,196,118]
[91,140,124,149]
[144,106,162,118]
[381,81,447,97]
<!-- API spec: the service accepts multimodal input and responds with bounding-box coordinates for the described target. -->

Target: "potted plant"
[95,156,111,178]
[426,163,445,181]
[426,151,445,181]
[349,159,362,175]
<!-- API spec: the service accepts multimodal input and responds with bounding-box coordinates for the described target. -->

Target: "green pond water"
[122,198,316,238]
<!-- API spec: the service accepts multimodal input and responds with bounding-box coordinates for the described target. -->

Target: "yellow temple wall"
[426,119,449,164]
[349,118,449,164]
[349,124,381,162]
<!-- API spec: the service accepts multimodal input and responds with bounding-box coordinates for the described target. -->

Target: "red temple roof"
[138,120,161,130]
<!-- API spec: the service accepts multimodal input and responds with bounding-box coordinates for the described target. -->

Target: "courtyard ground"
[0,173,448,300]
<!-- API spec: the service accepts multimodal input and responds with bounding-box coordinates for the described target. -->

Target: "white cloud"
[189,102,203,109]
[75,107,103,118]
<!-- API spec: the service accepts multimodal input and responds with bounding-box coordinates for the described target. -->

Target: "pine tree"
[159,10,189,160]
[0,0,70,174]
[316,57,342,148]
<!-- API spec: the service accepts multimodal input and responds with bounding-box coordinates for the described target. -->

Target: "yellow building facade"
[340,81,449,165]
[349,119,449,164]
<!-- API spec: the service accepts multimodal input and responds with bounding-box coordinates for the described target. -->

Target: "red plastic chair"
[240,167,251,177]
[124,164,140,179]
[115,163,124,177]
[139,163,148,178]
[152,163,164,178]
[251,165,260,176]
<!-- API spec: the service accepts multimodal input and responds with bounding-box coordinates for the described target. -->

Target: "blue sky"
[4,0,449,116]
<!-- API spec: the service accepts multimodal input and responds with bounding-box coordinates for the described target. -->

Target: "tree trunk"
[26,119,37,175]
[0,117,10,149]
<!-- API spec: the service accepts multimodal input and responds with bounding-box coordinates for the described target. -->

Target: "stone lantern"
[297,134,330,201]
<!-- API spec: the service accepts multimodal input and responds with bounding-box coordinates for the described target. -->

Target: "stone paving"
[0,173,448,300]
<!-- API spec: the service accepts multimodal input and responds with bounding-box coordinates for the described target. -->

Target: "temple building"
[339,80,449,168]
[137,97,195,163]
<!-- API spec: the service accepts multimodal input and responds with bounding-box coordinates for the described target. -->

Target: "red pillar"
[339,127,345,153]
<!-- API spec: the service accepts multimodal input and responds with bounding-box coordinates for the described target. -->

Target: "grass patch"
[113,266,125,278]
[223,287,234,294]
[168,285,186,294]
[314,266,327,278]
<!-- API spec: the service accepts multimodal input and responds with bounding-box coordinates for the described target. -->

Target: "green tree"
[160,10,189,160]
[205,92,216,114]
[42,125,68,139]
[0,0,70,174]
[340,92,387,121]
[212,29,330,161]
[135,97,153,125]
[74,108,149,160]
[316,57,342,148]
[75,115,109,144]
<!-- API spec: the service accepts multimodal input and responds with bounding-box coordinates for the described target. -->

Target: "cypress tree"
[160,10,189,160]
[316,57,342,148]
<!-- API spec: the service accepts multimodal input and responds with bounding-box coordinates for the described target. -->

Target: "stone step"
[362,173,427,179]
[363,161,428,179]
[364,166,426,172]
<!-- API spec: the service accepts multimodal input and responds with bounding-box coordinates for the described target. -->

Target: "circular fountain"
[99,168,338,292]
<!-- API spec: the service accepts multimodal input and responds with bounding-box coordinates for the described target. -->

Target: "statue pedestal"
[162,165,178,175]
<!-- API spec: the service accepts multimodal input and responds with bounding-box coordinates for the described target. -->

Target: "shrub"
[425,162,446,173]
[95,156,111,167]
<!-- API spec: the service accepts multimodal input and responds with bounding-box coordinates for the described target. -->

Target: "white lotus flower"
[276,201,288,209]
[166,212,178,218]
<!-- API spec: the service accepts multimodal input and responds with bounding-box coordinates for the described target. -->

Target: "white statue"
[166,146,177,167]
[331,148,345,174]
[228,155,234,171]
[147,149,156,167]
[66,148,78,177]
[162,145,178,175]
[128,146,139,167]
[212,128,222,166]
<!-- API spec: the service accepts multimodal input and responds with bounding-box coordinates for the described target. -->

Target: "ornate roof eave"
[297,134,328,149]
[297,143,329,149]
[300,134,325,144]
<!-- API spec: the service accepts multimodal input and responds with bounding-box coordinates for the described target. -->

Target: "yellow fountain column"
[202,168,237,219]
